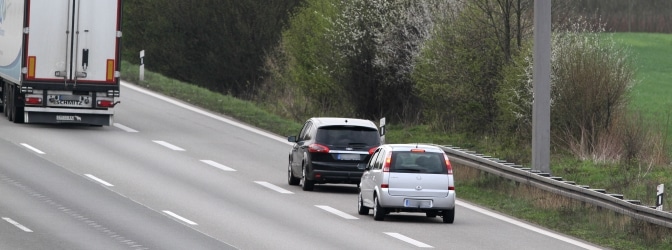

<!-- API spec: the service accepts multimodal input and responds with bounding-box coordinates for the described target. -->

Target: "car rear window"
[390,151,447,174]
[316,126,380,147]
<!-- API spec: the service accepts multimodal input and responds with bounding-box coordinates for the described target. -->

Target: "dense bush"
[122,0,302,98]
[259,0,451,122]
[495,20,663,166]
[257,0,348,121]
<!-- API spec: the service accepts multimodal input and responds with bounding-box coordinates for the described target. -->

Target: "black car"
[288,117,381,191]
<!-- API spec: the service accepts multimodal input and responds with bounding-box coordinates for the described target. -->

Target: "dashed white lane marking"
[200,160,236,172]
[20,143,45,155]
[2,217,33,232]
[85,174,114,187]
[162,211,198,225]
[254,181,293,194]
[315,205,358,220]
[152,140,185,151]
[457,201,602,250]
[384,232,433,248]
[113,123,139,133]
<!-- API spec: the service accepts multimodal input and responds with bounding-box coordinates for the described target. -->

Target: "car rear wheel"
[373,195,385,221]
[442,209,455,224]
[301,165,314,191]
[287,162,300,186]
[357,192,369,215]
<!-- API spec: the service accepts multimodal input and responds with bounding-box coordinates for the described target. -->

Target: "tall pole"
[532,0,551,174]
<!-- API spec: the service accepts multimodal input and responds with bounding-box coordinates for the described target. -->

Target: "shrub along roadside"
[120,61,672,249]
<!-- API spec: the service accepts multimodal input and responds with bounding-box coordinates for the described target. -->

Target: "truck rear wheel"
[7,84,23,123]
[1,82,6,116]
[11,104,24,123]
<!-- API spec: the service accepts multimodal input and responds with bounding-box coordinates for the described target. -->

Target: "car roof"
[383,144,445,153]
[309,117,378,129]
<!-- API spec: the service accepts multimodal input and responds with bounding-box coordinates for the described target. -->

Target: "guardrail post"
[657,184,664,211]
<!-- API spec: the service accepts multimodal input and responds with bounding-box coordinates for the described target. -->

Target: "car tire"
[442,209,455,224]
[301,165,314,191]
[373,195,385,221]
[357,192,369,215]
[287,162,300,186]
[426,212,437,218]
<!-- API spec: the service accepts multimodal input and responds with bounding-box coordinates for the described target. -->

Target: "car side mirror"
[288,136,297,142]
[357,163,368,170]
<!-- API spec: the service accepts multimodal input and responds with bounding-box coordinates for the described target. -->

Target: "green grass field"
[610,33,672,141]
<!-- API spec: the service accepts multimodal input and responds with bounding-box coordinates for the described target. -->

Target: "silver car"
[358,144,455,223]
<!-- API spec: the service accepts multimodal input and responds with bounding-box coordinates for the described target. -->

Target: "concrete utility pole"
[532,0,551,174]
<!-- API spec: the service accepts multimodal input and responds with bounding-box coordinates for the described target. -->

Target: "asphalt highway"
[0,82,604,249]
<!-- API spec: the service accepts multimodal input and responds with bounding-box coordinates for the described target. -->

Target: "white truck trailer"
[0,0,121,126]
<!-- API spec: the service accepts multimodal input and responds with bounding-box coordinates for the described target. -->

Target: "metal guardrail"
[438,145,672,229]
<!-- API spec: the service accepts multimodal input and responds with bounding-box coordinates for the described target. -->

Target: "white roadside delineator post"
[379,117,386,144]
[656,184,664,211]
[139,50,145,81]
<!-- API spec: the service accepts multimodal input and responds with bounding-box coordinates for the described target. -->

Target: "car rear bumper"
[310,169,363,184]
[378,191,456,210]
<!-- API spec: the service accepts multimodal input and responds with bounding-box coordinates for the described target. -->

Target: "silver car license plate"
[404,199,433,208]
[337,154,360,161]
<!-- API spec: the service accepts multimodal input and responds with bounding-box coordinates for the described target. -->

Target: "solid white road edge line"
[457,200,602,250]
[2,217,33,232]
[384,232,433,248]
[85,174,114,187]
[113,123,139,133]
[254,181,293,194]
[152,140,186,151]
[315,205,358,220]
[163,210,198,225]
[20,143,45,155]
[122,82,291,145]
[200,160,236,172]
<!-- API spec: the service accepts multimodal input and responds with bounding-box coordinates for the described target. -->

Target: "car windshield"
[316,126,380,147]
[390,151,447,174]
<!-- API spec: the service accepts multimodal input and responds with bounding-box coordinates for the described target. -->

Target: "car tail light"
[382,151,392,172]
[444,153,453,175]
[25,97,42,105]
[444,153,455,190]
[381,151,392,188]
[308,143,330,153]
[368,146,378,155]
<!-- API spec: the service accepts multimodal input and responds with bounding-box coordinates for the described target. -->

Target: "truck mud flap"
[25,111,112,126]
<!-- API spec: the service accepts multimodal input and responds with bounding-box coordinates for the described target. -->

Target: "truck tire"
[11,103,24,123]
[0,82,4,113]
[2,82,7,116]
[6,84,13,121]
[9,85,23,123]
